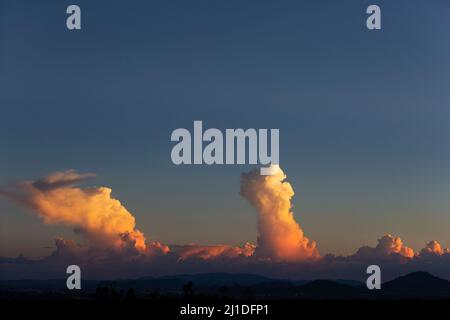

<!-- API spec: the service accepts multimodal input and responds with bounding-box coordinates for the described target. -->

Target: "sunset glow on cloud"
[178,243,256,261]
[419,240,449,256]
[0,170,169,255]
[1,167,450,281]
[240,165,319,262]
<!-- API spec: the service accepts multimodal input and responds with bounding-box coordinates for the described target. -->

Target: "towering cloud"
[0,170,169,255]
[376,234,415,258]
[352,234,415,260]
[240,165,319,262]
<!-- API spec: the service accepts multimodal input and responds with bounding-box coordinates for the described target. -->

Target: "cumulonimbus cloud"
[240,165,319,261]
[0,170,169,255]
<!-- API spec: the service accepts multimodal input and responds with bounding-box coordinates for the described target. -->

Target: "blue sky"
[1,0,450,258]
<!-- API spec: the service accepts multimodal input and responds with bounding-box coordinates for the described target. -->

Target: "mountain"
[382,271,450,297]
[335,279,364,287]
[299,280,359,298]
[0,279,101,290]
[158,272,273,286]
[2,271,450,299]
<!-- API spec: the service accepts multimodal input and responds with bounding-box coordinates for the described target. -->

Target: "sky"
[1,0,450,264]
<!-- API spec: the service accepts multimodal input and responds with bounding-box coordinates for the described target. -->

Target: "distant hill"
[157,272,273,286]
[0,279,101,290]
[335,279,364,287]
[300,280,358,297]
[382,271,450,297]
[2,271,450,299]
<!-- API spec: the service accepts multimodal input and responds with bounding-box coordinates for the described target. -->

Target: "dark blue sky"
[1,0,450,258]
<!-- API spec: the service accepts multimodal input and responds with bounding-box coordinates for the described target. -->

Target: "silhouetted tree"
[95,286,109,301]
[183,281,194,298]
[110,286,121,300]
[125,288,136,301]
[94,285,123,301]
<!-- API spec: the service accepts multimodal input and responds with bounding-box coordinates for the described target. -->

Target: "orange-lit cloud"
[178,243,255,261]
[240,165,319,262]
[376,234,415,258]
[419,240,449,257]
[3,167,450,281]
[353,234,414,260]
[0,170,169,255]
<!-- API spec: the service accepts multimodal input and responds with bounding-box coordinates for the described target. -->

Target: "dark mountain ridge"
[1,271,450,299]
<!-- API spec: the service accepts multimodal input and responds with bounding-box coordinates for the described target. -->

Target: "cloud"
[419,240,449,257]
[2,167,450,281]
[351,234,415,261]
[4,234,450,281]
[0,170,169,255]
[31,170,96,190]
[0,254,33,265]
[240,165,319,262]
[177,243,256,261]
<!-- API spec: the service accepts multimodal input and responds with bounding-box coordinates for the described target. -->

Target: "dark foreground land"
[2,271,450,300]
[1,271,450,318]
